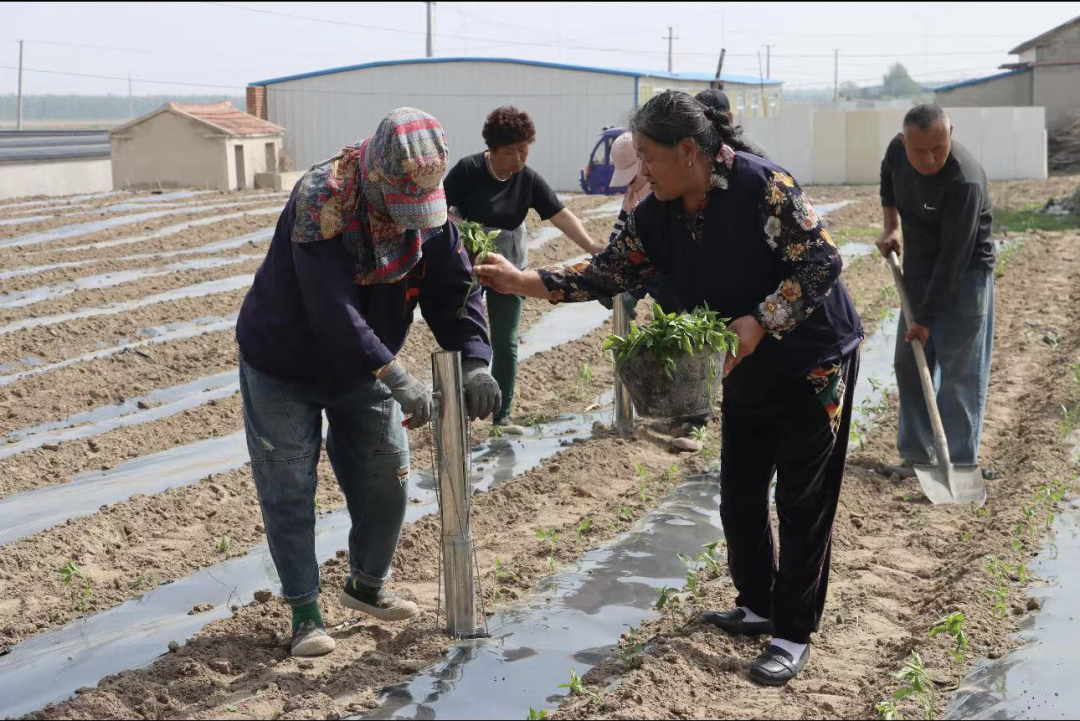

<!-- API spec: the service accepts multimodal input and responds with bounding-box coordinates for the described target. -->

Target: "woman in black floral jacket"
[475,91,863,686]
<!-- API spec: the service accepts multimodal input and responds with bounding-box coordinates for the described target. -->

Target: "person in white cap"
[600,132,677,319]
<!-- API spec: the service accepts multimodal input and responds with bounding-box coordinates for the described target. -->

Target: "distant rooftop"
[167,101,283,136]
[110,101,283,137]
[250,56,782,88]
[931,67,1032,93]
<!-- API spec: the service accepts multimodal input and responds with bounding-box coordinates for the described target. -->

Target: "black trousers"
[718,350,859,644]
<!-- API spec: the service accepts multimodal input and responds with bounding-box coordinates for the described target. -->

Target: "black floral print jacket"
[538,144,863,394]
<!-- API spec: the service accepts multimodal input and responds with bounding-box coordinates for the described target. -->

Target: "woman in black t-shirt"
[444,106,601,427]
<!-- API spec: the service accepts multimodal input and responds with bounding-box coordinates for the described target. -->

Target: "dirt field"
[1,177,1077,720]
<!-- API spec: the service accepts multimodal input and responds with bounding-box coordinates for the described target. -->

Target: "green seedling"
[690,425,708,443]
[458,221,500,318]
[495,558,519,584]
[655,585,686,624]
[663,464,679,481]
[1021,503,1038,541]
[218,536,230,556]
[985,556,1011,618]
[536,528,559,571]
[558,668,603,705]
[577,363,594,384]
[226,705,239,713]
[58,560,91,612]
[617,626,646,669]
[1060,404,1080,437]
[876,651,935,721]
[634,463,648,479]
[130,572,159,591]
[637,480,649,504]
[604,303,739,380]
[490,426,504,439]
[700,540,723,575]
[960,531,972,543]
[523,413,547,427]
[576,518,594,539]
[527,708,549,720]
[678,553,702,595]
[615,505,634,522]
[879,285,899,306]
[930,612,970,688]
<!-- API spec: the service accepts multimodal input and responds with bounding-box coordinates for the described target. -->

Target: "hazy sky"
[2,2,1076,96]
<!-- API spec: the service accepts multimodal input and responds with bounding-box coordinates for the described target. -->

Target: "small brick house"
[109,101,285,191]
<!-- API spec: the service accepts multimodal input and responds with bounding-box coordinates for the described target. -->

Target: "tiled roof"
[168,101,283,136]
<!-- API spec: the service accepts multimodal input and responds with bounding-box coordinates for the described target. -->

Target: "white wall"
[224,136,281,190]
[111,111,229,190]
[741,105,1047,184]
[0,158,112,200]
[266,62,637,192]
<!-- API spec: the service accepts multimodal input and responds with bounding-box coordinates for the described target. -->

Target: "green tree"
[882,64,923,98]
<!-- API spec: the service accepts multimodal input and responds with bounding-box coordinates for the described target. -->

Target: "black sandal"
[748,644,809,686]
[700,608,775,636]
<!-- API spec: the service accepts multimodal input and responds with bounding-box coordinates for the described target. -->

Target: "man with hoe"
[876,103,996,481]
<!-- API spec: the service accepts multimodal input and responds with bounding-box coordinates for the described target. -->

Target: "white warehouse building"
[247,57,782,192]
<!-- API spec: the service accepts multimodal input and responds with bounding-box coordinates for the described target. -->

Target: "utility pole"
[426,2,435,58]
[711,48,726,89]
[16,40,24,131]
[663,26,679,73]
[128,73,133,120]
[833,49,840,103]
[765,44,774,79]
[757,51,766,118]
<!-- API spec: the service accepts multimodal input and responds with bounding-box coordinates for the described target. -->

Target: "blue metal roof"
[250,57,781,87]
[931,67,1031,93]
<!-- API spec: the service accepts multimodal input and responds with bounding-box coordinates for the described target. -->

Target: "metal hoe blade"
[888,251,987,507]
[914,463,987,507]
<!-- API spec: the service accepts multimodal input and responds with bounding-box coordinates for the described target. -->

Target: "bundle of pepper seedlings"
[457,220,500,318]
[603,304,739,379]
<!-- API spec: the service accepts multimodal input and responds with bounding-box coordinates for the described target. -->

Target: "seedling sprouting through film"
[876,651,935,721]
[929,612,970,689]
[536,528,559,572]
[58,560,92,613]
[558,668,602,706]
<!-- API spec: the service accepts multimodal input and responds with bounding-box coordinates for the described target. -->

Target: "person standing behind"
[600,131,676,319]
[444,106,602,428]
[876,104,995,479]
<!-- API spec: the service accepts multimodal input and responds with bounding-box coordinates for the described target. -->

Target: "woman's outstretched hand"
[473,253,521,295]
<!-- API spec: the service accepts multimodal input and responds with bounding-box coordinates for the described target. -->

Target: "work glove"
[462,358,502,421]
[382,361,434,429]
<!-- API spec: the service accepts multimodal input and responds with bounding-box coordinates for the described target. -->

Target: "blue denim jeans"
[239,355,410,607]
[894,268,994,466]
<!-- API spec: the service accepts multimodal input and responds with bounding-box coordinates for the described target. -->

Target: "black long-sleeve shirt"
[236,183,491,385]
[537,149,863,406]
[879,137,994,325]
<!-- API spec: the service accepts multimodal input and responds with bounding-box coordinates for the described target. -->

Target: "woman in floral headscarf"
[475,91,863,686]
[236,108,500,658]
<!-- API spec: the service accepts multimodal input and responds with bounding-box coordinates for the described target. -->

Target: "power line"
[18,36,1015,67]
[3,59,998,99]
[199,3,1018,62]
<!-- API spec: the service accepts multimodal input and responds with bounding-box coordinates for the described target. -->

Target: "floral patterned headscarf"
[291,108,449,286]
